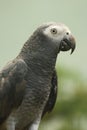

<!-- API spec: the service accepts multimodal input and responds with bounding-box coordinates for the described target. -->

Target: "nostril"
[66,32,69,35]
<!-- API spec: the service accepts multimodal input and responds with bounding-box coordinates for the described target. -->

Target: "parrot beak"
[59,35,76,54]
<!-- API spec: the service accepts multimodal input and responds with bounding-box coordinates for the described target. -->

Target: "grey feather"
[42,70,57,118]
[0,22,76,130]
[0,59,27,124]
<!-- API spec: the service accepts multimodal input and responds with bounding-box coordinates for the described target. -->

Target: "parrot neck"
[18,34,58,74]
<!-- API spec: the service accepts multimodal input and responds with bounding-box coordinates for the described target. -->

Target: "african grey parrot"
[0,22,76,130]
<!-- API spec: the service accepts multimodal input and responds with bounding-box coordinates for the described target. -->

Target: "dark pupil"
[53,29,56,32]
[52,29,57,34]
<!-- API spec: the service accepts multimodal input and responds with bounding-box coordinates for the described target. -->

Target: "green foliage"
[39,67,87,130]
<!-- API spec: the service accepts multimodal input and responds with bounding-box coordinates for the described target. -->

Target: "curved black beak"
[59,35,76,54]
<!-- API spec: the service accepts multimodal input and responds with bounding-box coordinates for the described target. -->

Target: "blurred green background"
[0,0,87,130]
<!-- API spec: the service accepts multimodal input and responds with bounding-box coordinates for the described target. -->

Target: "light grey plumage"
[0,22,76,130]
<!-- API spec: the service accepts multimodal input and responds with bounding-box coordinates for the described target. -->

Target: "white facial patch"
[43,23,71,42]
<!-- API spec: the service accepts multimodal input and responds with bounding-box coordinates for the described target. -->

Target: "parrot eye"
[50,28,57,34]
